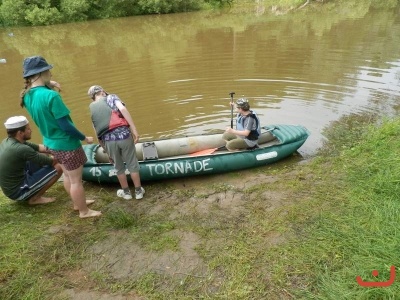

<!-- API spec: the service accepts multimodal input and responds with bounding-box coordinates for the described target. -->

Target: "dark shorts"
[50,147,87,171]
[11,162,57,202]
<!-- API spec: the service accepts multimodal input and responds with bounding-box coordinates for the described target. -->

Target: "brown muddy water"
[0,2,400,158]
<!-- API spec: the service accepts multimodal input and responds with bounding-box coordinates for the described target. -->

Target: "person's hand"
[225,127,233,133]
[40,145,51,153]
[85,136,94,144]
[133,133,139,144]
[51,155,59,167]
[49,80,62,92]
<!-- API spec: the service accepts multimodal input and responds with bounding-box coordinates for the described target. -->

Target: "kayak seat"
[142,142,159,160]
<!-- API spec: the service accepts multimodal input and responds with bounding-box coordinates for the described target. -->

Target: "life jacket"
[89,97,129,139]
[236,110,260,141]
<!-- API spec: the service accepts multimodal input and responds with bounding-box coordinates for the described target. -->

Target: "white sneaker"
[117,189,132,200]
[135,187,145,200]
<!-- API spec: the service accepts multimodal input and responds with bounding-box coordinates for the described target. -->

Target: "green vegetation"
[1,113,400,299]
[0,0,233,26]
[2,0,399,27]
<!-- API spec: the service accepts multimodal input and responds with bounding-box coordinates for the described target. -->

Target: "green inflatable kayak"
[82,124,310,183]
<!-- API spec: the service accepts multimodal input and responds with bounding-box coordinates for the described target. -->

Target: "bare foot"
[73,199,95,211]
[79,209,102,219]
[28,197,56,205]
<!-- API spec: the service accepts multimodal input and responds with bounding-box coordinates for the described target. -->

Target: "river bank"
[1,112,399,298]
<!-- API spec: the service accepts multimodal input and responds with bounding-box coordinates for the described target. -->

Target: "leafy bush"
[0,0,27,26]
[60,0,90,22]
[205,0,234,7]
[0,0,234,26]
[25,5,63,26]
[137,0,202,14]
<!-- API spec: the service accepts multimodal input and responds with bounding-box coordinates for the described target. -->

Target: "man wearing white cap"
[0,116,63,204]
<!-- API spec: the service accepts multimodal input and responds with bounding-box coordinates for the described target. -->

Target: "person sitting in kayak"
[223,98,261,151]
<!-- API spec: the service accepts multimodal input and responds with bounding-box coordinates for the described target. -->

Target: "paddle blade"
[189,148,218,157]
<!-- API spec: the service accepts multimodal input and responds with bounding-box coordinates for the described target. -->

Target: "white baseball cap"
[4,116,29,129]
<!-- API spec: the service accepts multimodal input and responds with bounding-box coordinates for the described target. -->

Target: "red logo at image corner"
[356,265,396,287]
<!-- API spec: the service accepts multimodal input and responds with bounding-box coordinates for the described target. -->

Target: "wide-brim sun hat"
[23,56,53,78]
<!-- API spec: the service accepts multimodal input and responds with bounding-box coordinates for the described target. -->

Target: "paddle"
[229,91,235,128]
[189,145,226,157]
[189,148,219,157]
[190,92,236,157]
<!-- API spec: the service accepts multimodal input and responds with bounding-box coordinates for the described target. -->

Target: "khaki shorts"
[223,132,258,151]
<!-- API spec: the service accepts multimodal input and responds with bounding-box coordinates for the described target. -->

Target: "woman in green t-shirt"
[20,56,101,219]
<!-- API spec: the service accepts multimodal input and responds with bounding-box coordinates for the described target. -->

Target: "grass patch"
[104,208,137,229]
[260,118,400,298]
[136,219,179,251]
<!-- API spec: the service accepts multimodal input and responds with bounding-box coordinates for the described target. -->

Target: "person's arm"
[47,80,62,92]
[243,116,256,136]
[115,101,140,143]
[225,115,256,137]
[56,116,93,143]
[21,143,53,166]
[37,144,50,153]
[225,126,250,137]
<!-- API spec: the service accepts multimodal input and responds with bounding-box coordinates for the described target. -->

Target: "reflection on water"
[0,2,400,157]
